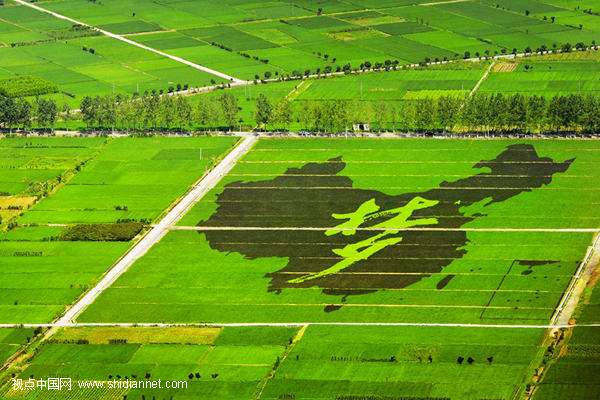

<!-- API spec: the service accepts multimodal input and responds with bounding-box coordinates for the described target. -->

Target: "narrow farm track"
[12,0,245,84]
[470,60,496,97]
[253,325,308,400]
[53,135,257,327]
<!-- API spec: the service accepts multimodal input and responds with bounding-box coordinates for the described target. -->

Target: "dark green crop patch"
[59,222,144,242]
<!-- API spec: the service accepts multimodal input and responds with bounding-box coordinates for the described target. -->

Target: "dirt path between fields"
[12,0,245,84]
[470,60,496,97]
[551,234,600,325]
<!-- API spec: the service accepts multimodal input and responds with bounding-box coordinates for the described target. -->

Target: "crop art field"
[79,139,599,325]
[0,136,237,324]
[2,138,600,399]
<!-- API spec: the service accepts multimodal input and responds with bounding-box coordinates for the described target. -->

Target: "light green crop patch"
[0,75,58,97]
[289,196,439,283]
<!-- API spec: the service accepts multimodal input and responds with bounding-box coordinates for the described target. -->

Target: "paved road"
[54,136,257,326]
[13,0,245,84]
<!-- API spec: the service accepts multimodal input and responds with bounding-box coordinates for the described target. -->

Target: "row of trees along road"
[75,92,600,134]
[254,92,600,133]
[2,91,600,134]
[0,94,58,131]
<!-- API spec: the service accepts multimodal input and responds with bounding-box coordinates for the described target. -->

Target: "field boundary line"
[285,80,312,101]
[253,324,307,400]
[174,226,600,233]
[421,0,470,6]
[12,0,245,84]
[52,135,257,327]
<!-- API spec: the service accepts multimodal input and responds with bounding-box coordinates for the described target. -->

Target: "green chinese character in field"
[325,198,379,236]
[289,196,439,284]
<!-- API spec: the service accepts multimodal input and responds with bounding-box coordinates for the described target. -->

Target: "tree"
[299,101,314,131]
[219,93,239,130]
[196,96,221,128]
[143,93,160,129]
[15,99,32,130]
[272,99,292,131]
[61,102,73,131]
[254,93,272,129]
[527,95,547,132]
[0,94,17,130]
[327,100,350,133]
[580,95,600,133]
[80,96,96,128]
[175,96,192,131]
[373,101,390,131]
[414,98,436,132]
[561,42,572,52]
[547,95,581,132]
[159,95,175,129]
[437,96,461,132]
[35,97,58,130]
[507,94,527,131]
[347,100,372,131]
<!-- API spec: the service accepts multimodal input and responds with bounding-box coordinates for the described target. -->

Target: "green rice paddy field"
[0,325,549,400]
[38,0,600,81]
[533,271,600,399]
[0,136,237,323]
[534,326,600,399]
[0,2,224,106]
[1,0,598,108]
[79,138,600,325]
[1,326,297,400]
[0,329,33,366]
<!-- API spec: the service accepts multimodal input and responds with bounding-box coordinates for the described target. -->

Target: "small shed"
[353,123,370,132]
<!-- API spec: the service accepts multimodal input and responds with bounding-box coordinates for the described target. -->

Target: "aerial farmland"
[0,1,599,400]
